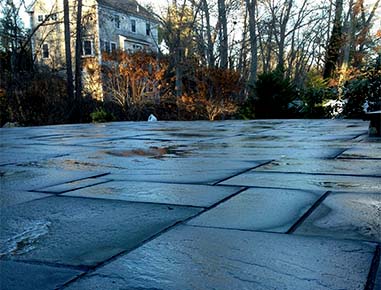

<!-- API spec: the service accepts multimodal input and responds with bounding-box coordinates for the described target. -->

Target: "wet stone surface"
[295,191,381,242]
[188,188,324,232]
[0,196,201,267]
[1,120,380,290]
[253,159,381,177]
[63,181,243,207]
[0,260,83,290]
[65,226,377,290]
[32,177,112,194]
[221,171,381,192]
[0,189,51,208]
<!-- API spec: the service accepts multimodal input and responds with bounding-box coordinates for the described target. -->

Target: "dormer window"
[131,19,136,33]
[38,15,43,22]
[51,13,57,21]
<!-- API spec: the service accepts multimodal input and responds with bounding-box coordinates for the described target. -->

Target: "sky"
[18,0,381,33]
[19,0,168,27]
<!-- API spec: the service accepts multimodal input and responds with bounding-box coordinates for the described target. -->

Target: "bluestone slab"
[63,181,242,207]
[0,196,201,267]
[221,171,381,192]
[338,145,381,159]
[64,225,376,290]
[188,188,324,232]
[33,177,112,194]
[1,166,109,192]
[253,159,381,177]
[295,192,381,242]
[0,190,51,208]
[0,260,82,290]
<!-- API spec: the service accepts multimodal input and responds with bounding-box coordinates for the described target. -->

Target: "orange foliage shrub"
[102,51,168,120]
[180,66,244,120]
[102,51,244,120]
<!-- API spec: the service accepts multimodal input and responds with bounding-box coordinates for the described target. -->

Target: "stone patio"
[0,120,380,290]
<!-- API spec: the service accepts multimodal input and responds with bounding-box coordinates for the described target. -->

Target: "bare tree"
[74,0,83,101]
[323,0,344,79]
[245,0,258,85]
[218,0,228,68]
[201,0,215,67]
[63,0,74,101]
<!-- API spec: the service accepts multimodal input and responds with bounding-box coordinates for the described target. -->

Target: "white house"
[28,0,159,100]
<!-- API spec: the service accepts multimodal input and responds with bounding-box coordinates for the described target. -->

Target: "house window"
[42,43,49,58]
[114,15,120,28]
[146,22,150,36]
[131,19,136,33]
[45,15,50,21]
[124,40,129,51]
[51,13,57,21]
[82,40,94,56]
[38,15,43,22]
[104,41,110,53]
[110,42,117,53]
[132,44,142,51]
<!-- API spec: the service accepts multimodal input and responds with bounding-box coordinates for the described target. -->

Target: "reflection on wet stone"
[64,226,377,290]
[0,119,379,290]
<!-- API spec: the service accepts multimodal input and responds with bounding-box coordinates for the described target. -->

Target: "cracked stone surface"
[65,225,377,290]
[188,188,324,232]
[1,119,379,290]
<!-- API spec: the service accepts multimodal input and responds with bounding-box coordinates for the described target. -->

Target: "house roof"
[97,0,158,22]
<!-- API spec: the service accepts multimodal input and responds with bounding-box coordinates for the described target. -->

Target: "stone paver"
[295,191,381,242]
[0,196,201,267]
[339,145,381,159]
[1,120,379,290]
[0,190,51,208]
[253,159,381,177]
[0,260,82,290]
[33,177,112,194]
[63,181,243,207]
[65,225,377,290]
[188,188,324,232]
[221,171,381,192]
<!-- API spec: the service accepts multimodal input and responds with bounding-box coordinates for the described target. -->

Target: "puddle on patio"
[103,145,191,159]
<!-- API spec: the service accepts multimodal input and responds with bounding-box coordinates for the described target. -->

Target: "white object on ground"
[148,114,158,122]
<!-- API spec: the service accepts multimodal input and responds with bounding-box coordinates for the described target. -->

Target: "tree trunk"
[237,3,248,74]
[74,0,83,101]
[323,0,344,79]
[277,0,293,72]
[201,0,214,67]
[246,0,258,85]
[218,0,228,69]
[63,0,74,102]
